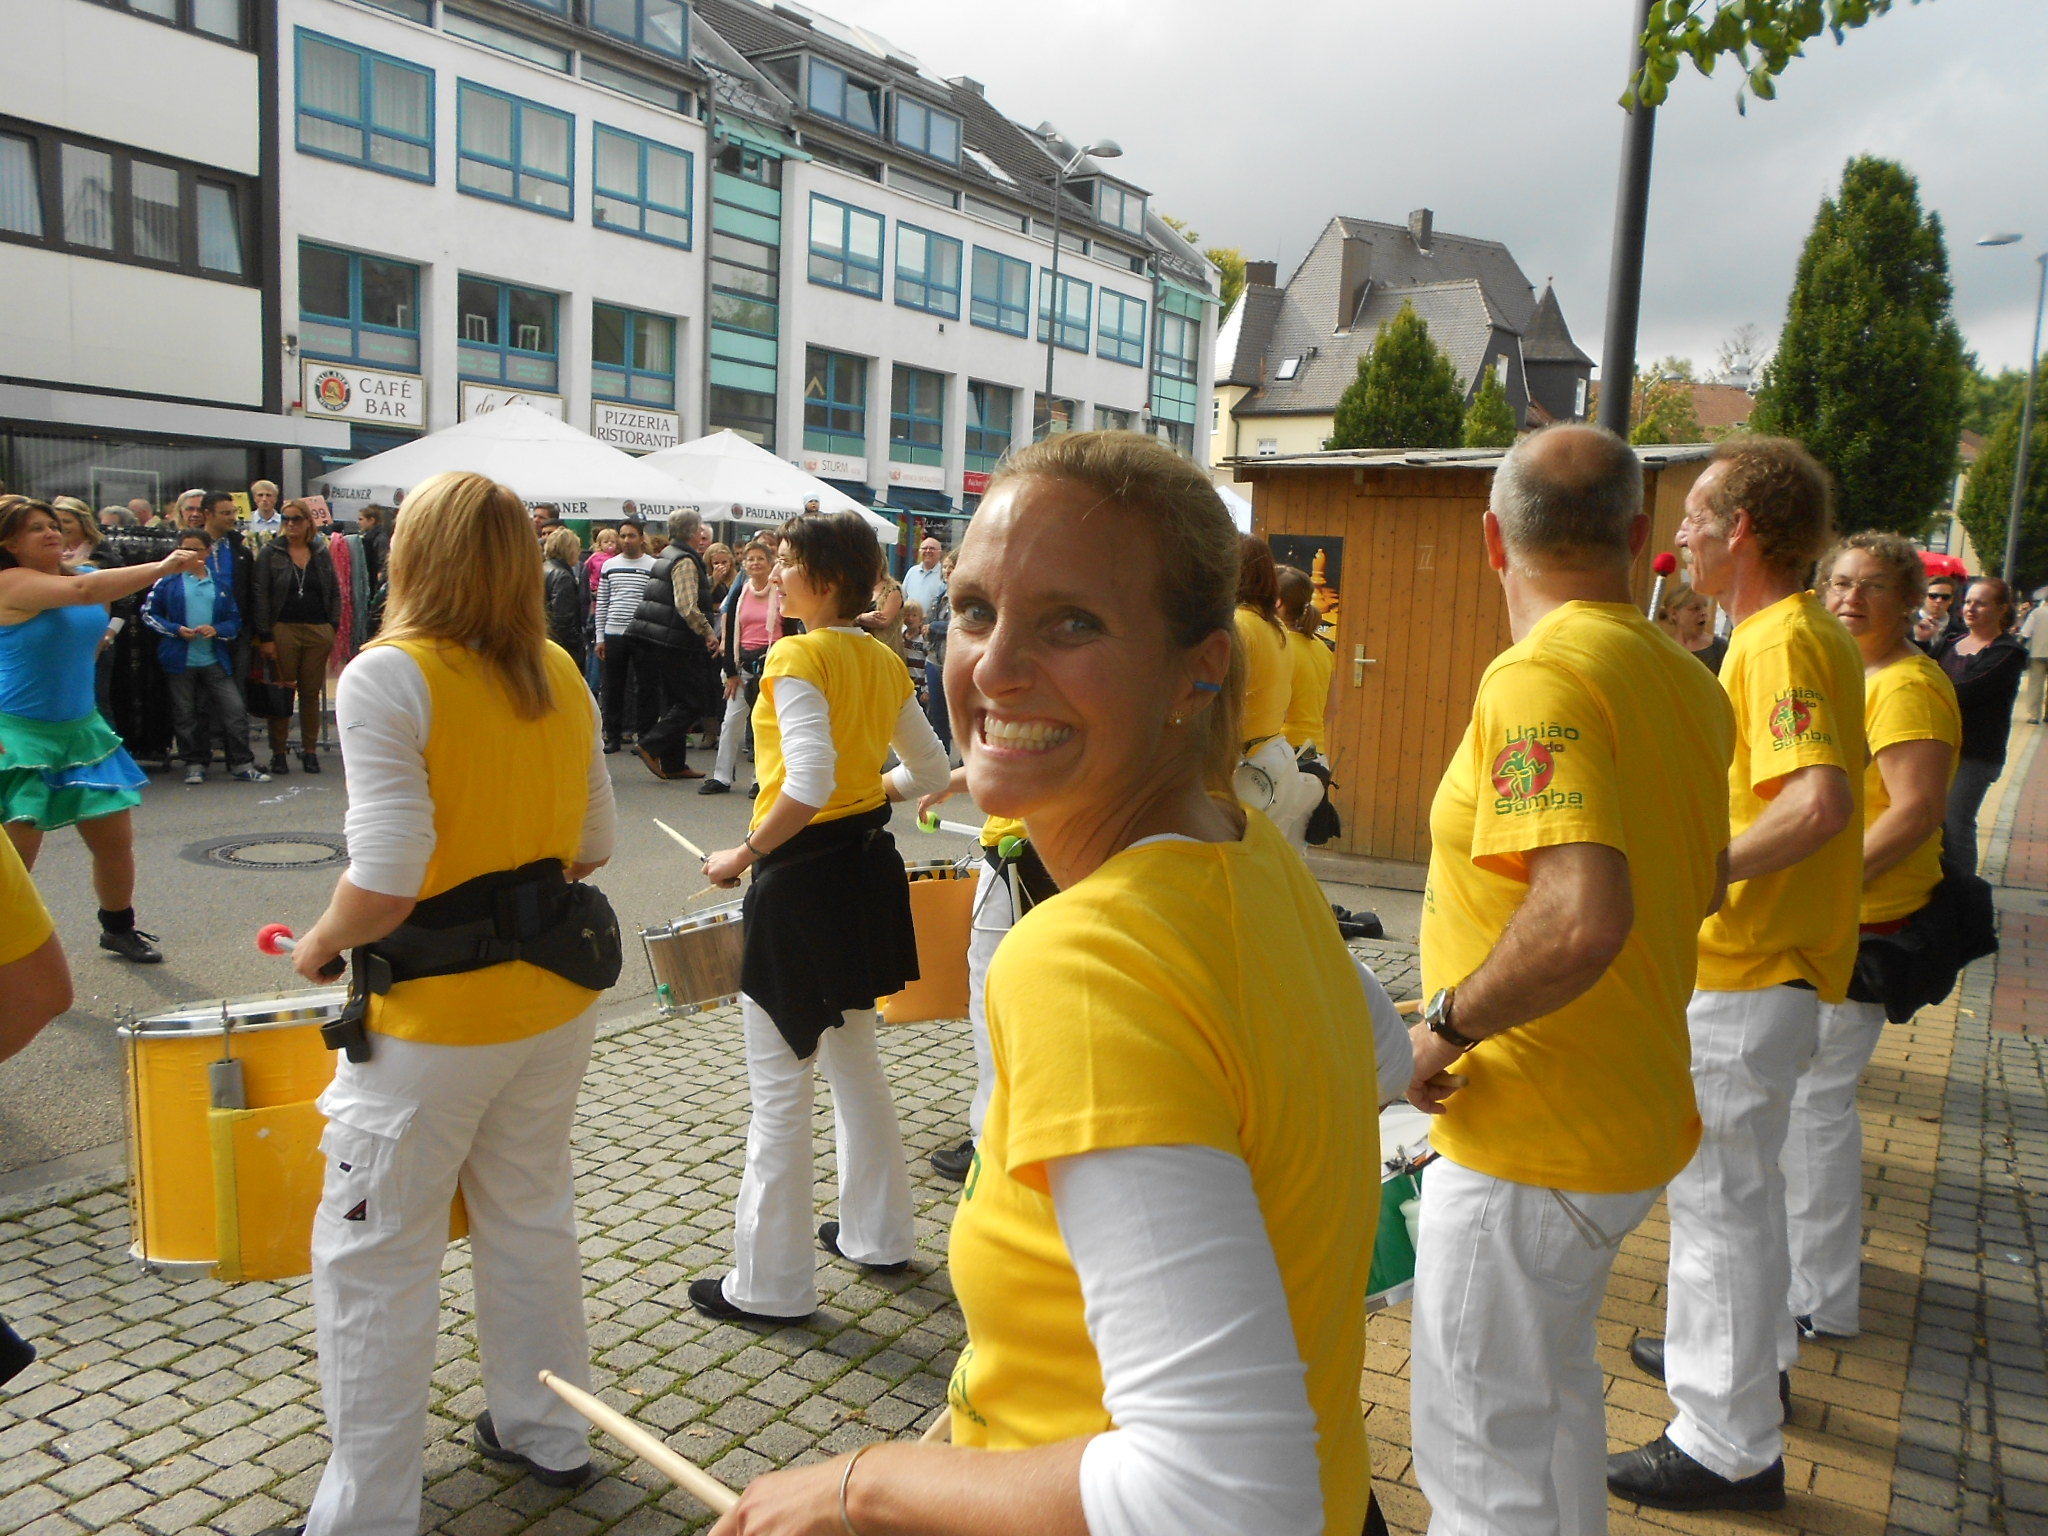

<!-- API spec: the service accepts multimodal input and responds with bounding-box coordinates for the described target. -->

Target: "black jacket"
[251,537,341,639]
[624,546,711,653]
[543,557,585,660]
[1932,631,2028,765]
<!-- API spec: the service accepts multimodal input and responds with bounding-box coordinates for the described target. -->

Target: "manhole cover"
[182,833,349,871]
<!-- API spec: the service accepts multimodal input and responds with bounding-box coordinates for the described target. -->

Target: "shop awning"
[0,383,351,450]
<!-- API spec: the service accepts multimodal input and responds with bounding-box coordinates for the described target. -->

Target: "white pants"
[725,996,915,1316]
[1412,1155,1661,1536]
[305,1011,598,1536]
[1783,997,1887,1340]
[965,858,1017,1140]
[711,686,751,786]
[1664,985,1818,1480]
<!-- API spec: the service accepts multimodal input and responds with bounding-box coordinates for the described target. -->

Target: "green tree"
[1961,357,2032,436]
[1957,397,2048,591]
[1207,246,1247,320]
[1326,303,1466,451]
[1630,375,1706,445]
[1631,1,1930,111]
[1751,157,1966,537]
[1463,370,1518,448]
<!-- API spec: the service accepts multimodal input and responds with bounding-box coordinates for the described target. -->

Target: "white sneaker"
[184,765,205,785]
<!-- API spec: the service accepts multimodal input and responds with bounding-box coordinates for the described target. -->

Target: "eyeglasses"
[1823,577,1895,598]
[283,516,309,525]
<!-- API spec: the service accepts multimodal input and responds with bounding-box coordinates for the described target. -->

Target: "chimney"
[1409,208,1433,251]
[947,75,984,97]
[1244,260,1278,289]
[1336,235,1372,331]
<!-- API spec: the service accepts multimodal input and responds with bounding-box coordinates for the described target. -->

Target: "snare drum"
[643,902,745,1016]
[880,859,976,1026]
[1367,1102,1436,1311]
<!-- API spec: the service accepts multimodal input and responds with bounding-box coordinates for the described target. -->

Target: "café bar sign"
[592,402,680,453]
[301,361,424,429]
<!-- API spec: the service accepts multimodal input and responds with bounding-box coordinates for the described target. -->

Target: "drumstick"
[256,924,345,981]
[1395,998,1423,1016]
[917,812,984,838]
[919,1407,951,1443]
[537,1370,738,1514]
[652,818,708,861]
[1648,551,1677,621]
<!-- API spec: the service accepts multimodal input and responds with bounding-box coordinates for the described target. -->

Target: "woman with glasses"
[252,498,341,774]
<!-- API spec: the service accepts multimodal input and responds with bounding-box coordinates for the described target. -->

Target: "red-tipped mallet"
[1649,551,1678,622]
[256,923,297,956]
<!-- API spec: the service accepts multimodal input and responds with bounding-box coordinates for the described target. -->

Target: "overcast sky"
[820,0,2048,379]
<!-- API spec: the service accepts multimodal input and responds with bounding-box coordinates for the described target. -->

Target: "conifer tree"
[1326,303,1466,450]
[1958,394,2048,592]
[1462,370,1518,448]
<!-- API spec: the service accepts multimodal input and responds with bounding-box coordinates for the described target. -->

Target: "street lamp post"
[1980,235,2048,586]
[1040,135,1121,438]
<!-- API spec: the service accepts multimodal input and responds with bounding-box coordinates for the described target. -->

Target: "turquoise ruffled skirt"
[0,709,146,830]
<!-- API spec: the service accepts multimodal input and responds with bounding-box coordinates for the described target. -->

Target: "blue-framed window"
[890,365,945,466]
[808,194,883,297]
[594,125,691,247]
[590,0,688,60]
[1097,289,1146,367]
[1037,271,1090,352]
[1155,302,1199,383]
[508,0,568,11]
[444,8,571,71]
[457,275,558,389]
[894,224,960,317]
[807,59,880,134]
[970,247,1029,336]
[894,96,960,163]
[299,243,420,370]
[457,81,572,217]
[592,304,675,408]
[294,30,432,182]
[966,381,1012,473]
[804,348,868,457]
[1097,181,1144,235]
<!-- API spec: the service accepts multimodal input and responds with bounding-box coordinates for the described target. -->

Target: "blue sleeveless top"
[0,605,106,722]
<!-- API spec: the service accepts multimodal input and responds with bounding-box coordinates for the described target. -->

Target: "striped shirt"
[595,553,656,636]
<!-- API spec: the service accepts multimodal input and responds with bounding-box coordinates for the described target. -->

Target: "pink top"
[736,582,774,652]
[585,547,617,595]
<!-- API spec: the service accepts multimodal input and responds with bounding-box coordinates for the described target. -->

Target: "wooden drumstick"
[537,1370,738,1514]
[1395,998,1423,1016]
[919,1407,951,1443]
[652,818,708,862]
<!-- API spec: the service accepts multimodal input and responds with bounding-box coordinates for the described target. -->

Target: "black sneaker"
[687,1275,811,1325]
[473,1410,591,1488]
[930,1139,975,1183]
[818,1221,910,1274]
[1334,906,1384,940]
[1607,1435,1786,1511]
[268,753,290,776]
[698,778,731,796]
[603,739,621,754]
[1629,1335,1790,1419]
[99,929,163,964]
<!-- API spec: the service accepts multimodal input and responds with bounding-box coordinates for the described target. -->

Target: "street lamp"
[1978,234,2048,588]
[1040,134,1121,438]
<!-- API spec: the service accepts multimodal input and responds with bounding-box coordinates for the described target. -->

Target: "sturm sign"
[300,362,425,428]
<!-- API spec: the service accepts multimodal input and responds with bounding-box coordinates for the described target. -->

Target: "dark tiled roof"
[1218,285,1283,385]
[1523,283,1592,366]
[1327,216,1538,332]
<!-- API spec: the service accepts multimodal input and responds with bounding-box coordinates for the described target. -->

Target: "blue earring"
[1191,680,1223,695]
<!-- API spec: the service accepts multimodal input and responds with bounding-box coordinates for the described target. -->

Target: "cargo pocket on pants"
[315,1081,418,1240]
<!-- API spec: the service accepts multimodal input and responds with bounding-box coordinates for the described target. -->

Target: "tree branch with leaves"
[1629,0,1929,112]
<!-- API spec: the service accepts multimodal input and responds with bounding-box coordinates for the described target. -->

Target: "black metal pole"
[1596,0,1658,437]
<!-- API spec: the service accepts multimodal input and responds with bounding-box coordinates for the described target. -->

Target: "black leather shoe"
[268,753,290,776]
[474,1410,592,1487]
[99,929,163,964]
[698,778,731,796]
[687,1275,810,1325]
[1607,1435,1786,1511]
[603,738,621,754]
[1630,1335,1791,1418]
[301,752,321,774]
[930,1139,975,1182]
[818,1221,910,1274]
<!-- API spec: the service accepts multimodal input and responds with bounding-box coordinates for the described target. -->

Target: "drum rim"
[118,988,349,1038]
[644,906,743,937]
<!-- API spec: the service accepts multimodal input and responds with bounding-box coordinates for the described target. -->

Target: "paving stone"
[64,1484,152,1531]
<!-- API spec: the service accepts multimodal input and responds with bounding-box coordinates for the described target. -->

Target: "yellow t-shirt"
[1236,605,1291,747]
[1421,603,1733,1191]
[1697,591,1867,1000]
[980,815,1026,847]
[1283,630,1334,751]
[751,627,911,831]
[1860,651,1959,924]
[0,833,53,967]
[369,641,599,1046]
[948,812,1378,1536]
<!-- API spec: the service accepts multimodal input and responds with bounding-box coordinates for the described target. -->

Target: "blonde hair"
[251,479,279,497]
[543,524,582,567]
[50,496,103,551]
[375,472,557,720]
[1659,579,1709,622]
[987,431,1245,798]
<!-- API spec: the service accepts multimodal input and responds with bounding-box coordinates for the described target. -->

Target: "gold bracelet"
[743,834,765,858]
[838,1441,878,1536]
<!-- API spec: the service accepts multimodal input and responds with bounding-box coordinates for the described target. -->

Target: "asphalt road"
[0,746,984,1180]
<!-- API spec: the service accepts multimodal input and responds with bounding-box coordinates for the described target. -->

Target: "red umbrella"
[1918,551,1968,579]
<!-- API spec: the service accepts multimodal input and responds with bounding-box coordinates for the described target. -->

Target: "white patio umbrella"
[639,430,897,539]
[316,403,690,521]
[1215,482,1255,534]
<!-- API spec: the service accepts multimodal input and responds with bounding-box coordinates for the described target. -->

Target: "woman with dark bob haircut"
[697,511,951,1325]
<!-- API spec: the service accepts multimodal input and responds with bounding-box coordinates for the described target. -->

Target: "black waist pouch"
[360,858,624,996]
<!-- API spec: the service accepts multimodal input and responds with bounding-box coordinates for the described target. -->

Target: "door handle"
[1353,646,1378,686]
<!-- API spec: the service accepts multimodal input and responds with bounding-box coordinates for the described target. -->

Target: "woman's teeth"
[981,717,1073,751]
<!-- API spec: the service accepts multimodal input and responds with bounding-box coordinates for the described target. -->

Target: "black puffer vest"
[624,546,710,651]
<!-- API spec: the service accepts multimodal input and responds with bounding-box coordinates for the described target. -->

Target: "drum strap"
[356,859,624,996]
[982,839,1059,916]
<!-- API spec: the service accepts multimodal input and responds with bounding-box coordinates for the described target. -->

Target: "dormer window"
[590,0,689,61]
[1275,356,1302,381]
[894,96,960,164]
[808,58,881,135]
[1096,181,1144,236]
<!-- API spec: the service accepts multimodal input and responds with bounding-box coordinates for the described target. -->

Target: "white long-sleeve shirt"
[765,627,951,810]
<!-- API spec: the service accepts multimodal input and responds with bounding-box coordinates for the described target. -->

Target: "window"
[457,277,559,389]
[708,385,776,449]
[358,0,430,20]
[1156,419,1195,455]
[1574,377,1589,418]
[458,83,572,216]
[0,119,255,283]
[890,366,945,466]
[592,305,676,407]
[594,126,691,246]
[1096,406,1135,433]
[583,57,690,115]
[89,0,246,44]
[509,0,568,11]
[1098,290,1146,367]
[1096,181,1145,235]
[1033,393,1077,440]
[965,193,1025,232]
[894,97,960,163]
[970,248,1030,336]
[443,8,570,71]
[1275,356,1301,381]
[807,59,880,134]
[966,382,1013,472]
[591,0,688,59]
[718,140,781,187]
[296,31,433,182]
[1156,305,1198,383]
[809,195,883,297]
[1151,287,1204,436]
[1037,271,1090,352]
[1257,438,1279,457]
[895,224,961,317]
[300,244,420,369]
[804,349,868,456]
[886,165,958,210]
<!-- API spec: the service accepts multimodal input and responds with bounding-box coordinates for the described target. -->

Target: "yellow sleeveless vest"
[750,628,909,831]
[367,640,598,1046]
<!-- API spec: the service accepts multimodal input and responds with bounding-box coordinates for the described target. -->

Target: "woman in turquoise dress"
[0,496,203,963]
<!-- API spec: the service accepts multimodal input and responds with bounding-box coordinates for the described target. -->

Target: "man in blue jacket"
[141,531,270,785]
